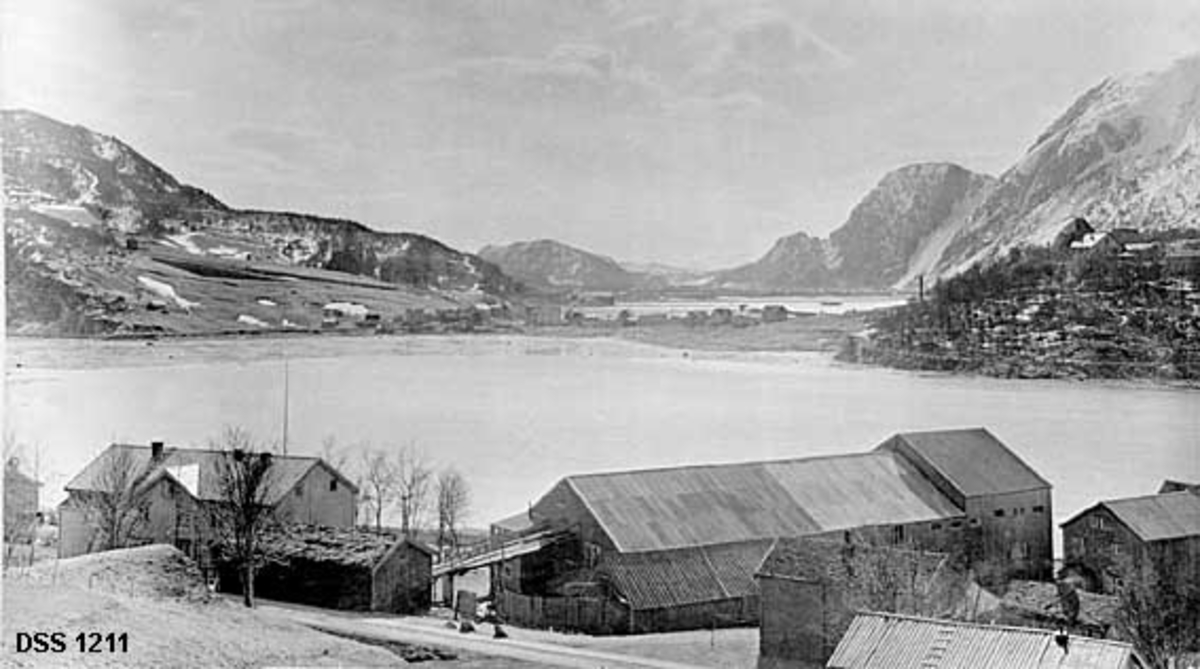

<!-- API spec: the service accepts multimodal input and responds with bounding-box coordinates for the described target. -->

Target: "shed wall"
[373,544,433,613]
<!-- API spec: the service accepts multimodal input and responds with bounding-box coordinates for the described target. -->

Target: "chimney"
[150,441,165,461]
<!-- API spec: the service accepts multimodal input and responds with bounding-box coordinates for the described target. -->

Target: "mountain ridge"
[3,109,520,335]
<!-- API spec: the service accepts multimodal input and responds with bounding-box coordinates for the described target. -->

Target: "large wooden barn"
[476,428,1051,634]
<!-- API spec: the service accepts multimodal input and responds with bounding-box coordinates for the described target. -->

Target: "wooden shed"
[238,525,433,613]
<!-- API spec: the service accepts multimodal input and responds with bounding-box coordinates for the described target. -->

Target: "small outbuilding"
[243,525,433,614]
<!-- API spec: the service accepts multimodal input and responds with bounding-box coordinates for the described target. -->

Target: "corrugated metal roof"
[567,462,819,553]
[765,452,961,530]
[64,444,350,505]
[828,612,1140,669]
[599,540,772,610]
[563,450,964,553]
[883,428,1050,498]
[1102,491,1200,542]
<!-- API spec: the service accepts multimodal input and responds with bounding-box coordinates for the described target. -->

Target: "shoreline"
[6,324,1199,394]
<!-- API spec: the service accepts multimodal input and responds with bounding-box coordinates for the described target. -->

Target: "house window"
[931,523,942,531]
[1069,537,1084,555]
[329,479,338,492]
[994,509,1006,518]
[585,543,602,568]
[295,486,303,498]
[1111,543,1124,557]
[1032,505,1045,513]
[891,525,906,544]
[1011,542,1029,560]
[950,520,963,529]
[969,518,981,527]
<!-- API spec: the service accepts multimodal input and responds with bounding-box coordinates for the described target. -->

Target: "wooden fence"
[495,590,629,635]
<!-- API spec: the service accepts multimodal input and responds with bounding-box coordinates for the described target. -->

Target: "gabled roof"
[558,449,963,553]
[65,444,357,505]
[260,524,431,569]
[828,612,1143,669]
[599,540,773,610]
[1063,491,1200,542]
[757,537,946,583]
[878,428,1049,500]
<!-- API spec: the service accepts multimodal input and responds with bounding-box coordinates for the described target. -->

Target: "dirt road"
[260,602,706,669]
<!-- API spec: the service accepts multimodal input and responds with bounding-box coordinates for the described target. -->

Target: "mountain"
[830,163,995,288]
[479,239,641,292]
[3,109,519,335]
[718,54,1200,293]
[713,163,993,292]
[935,54,1200,277]
[712,231,835,292]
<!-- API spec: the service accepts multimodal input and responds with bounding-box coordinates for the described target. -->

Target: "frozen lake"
[6,334,1197,557]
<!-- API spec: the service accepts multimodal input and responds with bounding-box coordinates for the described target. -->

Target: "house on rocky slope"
[59,442,358,566]
[1061,481,1200,594]
[462,428,1050,635]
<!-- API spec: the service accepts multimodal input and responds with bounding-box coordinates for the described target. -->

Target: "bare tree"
[436,468,471,555]
[1112,555,1200,669]
[84,446,154,552]
[206,427,279,608]
[319,435,350,472]
[358,448,397,533]
[395,445,432,538]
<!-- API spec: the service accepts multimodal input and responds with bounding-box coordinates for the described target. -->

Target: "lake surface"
[6,334,1197,557]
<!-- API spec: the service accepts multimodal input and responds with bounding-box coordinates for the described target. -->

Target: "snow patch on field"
[166,233,203,255]
[257,298,277,307]
[237,314,269,328]
[137,276,200,310]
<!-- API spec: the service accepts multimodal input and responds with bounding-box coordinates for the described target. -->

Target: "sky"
[4,1,1200,268]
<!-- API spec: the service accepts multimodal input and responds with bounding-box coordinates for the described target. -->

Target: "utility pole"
[281,350,290,456]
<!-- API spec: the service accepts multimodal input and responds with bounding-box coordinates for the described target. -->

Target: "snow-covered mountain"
[723,54,1200,292]
[937,54,1200,276]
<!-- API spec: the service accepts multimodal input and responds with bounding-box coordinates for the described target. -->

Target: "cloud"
[225,126,334,169]
[402,43,667,115]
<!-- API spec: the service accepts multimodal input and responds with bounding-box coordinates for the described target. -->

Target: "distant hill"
[3,109,520,335]
[479,239,642,293]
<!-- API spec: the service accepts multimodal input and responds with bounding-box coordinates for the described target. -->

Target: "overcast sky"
[5,1,1200,268]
